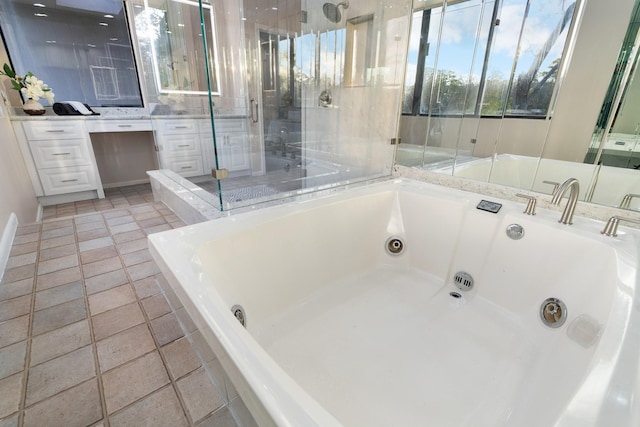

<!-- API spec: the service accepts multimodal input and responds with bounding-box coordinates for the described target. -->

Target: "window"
[403,0,577,118]
[0,0,143,107]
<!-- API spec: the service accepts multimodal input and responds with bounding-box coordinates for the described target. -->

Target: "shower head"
[323,1,349,23]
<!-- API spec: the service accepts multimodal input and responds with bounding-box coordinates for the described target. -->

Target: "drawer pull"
[46,129,66,133]
[178,144,190,147]
[61,179,78,183]
[52,152,71,156]
[174,126,189,129]
[180,166,193,170]
[118,124,133,128]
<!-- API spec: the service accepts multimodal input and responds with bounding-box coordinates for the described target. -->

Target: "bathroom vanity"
[11,113,251,205]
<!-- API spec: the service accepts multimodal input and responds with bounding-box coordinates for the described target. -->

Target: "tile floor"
[0,185,239,427]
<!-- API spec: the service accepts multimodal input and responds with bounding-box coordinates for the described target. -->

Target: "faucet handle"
[543,180,560,195]
[601,215,640,237]
[516,194,537,215]
[619,193,640,209]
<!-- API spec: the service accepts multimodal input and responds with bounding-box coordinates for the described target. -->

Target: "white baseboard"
[0,213,18,282]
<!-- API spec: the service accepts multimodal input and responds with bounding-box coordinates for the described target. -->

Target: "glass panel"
[0,0,142,107]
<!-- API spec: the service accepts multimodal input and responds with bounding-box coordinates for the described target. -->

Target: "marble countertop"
[9,107,248,121]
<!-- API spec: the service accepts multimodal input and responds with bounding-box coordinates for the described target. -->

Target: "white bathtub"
[149,178,640,426]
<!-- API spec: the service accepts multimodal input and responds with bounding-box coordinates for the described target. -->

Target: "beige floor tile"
[0,412,19,427]
[116,238,148,255]
[106,215,135,227]
[35,281,83,311]
[0,315,29,348]
[39,243,77,262]
[0,341,27,380]
[137,216,166,229]
[161,337,201,380]
[0,373,23,419]
[0,278,33,302]
[126,260,160,282]
[102,351,170,414]
[77,228,110,243]
[75,220,106,233]
[141,293,171,320]
[41,226,74,240]
[85,269,129,295]
[41,219,73,231]
[195,407,238,427]
[150,313,185,346]
[144,224,173,235]
[25,345,95,406]
[132,275,162,299]
[36,266,81,291]
[5,252,37,270]
[2,264,35,284]
[80,245,118,265]
[39,234,75,250]
[176,368,224,423]
[109,222,140,235]
[74,213,104,225]
[15,224,40,235]
[37,253,79,275]
[23,378,102,427]
[78,236,114,253]
[108,385,188,427]
[122,249,153,267]
[88,284,136,316]
[92,302,145,341]
[82,257,123,279]
[12,232,39,246]
[96,323,155,373]
[102,209,130,220]
[30,320,91,366]
[9,241,38,257]
[0,295,31,322]
[130,205,156,214]
[113,230,146,245]
[32,298,87,336]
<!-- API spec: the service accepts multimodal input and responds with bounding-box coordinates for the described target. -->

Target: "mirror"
[396,0,640,211]
[142,0,220,95]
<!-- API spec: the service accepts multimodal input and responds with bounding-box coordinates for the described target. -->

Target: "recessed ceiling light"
[33,3,45,7]
[34,13,47,17]
[99,22,108,26]
[103,14,114,18]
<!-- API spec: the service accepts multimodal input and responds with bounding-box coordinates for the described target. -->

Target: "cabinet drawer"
[39,165,97,195]
[155,119,198,134]
[158,134,200,157]
[162,157,204,177]
[29,139,92,169]
[23,120,87,140]
[86,119,152,133]
[200,118,246,133]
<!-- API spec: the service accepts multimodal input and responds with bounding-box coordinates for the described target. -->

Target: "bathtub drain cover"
[385,237,405,256]
[231,305,246,327]
[540,298,567,328]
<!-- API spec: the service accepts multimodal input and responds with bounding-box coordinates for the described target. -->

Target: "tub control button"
[506,224,525,240]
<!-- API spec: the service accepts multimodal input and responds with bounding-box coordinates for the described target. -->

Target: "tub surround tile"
[30,320,91,366]
[23,378,102,427]
[25,345,96,406]
[96,323,156,372]
[108,385,188,427]
[102,351,170,414]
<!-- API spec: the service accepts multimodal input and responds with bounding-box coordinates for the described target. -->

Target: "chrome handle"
[180,166,193,170]
[174,126,189,129]
[46,130,65,133]
[619,193,640,209]
[601,215,640,237]
[178,144,190,147]
[543,180,560,195]
[52,152,71,156]
[118,124,132,128]
[61,179,78,183]
[250,98,259,123]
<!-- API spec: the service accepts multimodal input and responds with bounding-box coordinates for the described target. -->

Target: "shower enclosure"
[131,0,412,211]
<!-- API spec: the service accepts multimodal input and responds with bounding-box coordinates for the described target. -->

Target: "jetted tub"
[149,178,640,426]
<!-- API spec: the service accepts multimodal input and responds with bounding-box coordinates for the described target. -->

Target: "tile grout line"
[73,214,111,427]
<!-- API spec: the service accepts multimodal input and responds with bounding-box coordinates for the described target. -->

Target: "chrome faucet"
[550,178,580,225]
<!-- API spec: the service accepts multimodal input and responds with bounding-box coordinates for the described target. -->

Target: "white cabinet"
[154,117,250,178]
[14,120,100,197]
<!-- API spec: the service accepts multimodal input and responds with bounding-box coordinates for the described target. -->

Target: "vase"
[23,99,45,115]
